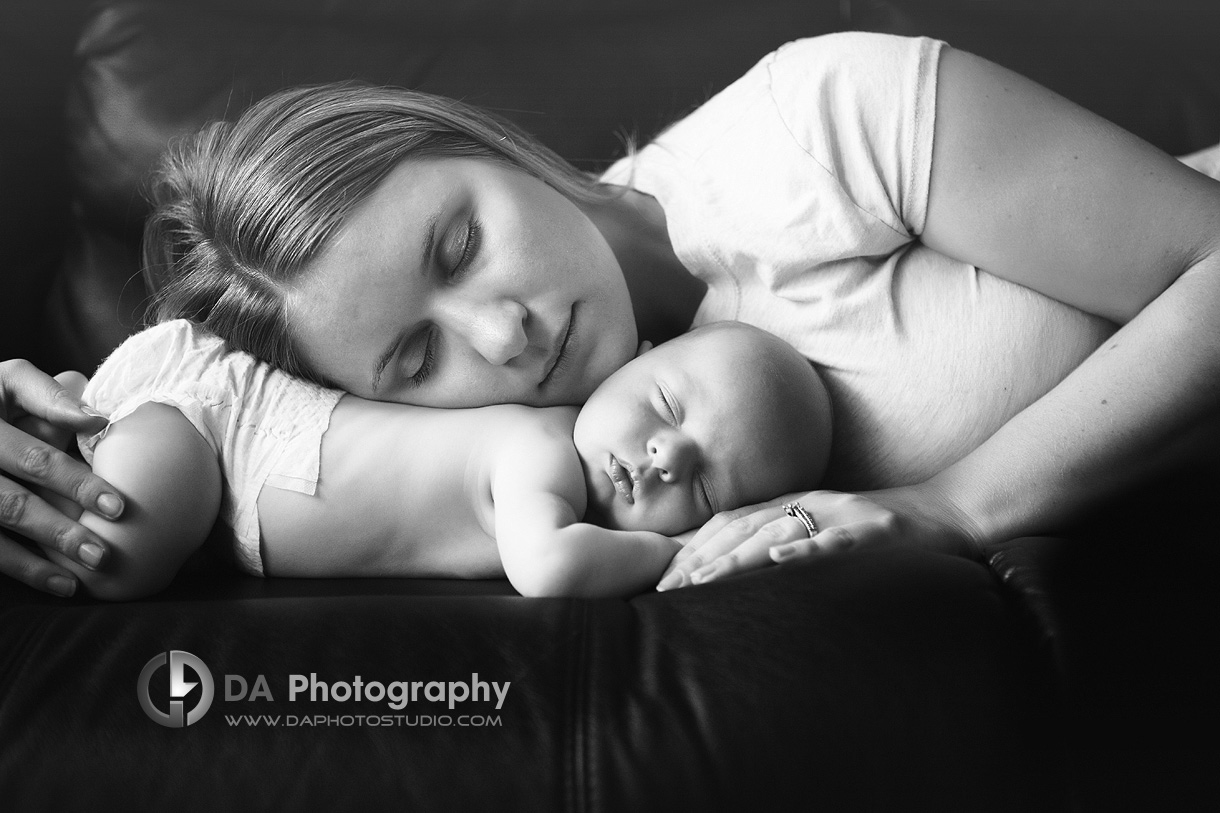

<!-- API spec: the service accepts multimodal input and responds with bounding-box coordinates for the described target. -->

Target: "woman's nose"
[445,297,529,366]
[647,431,696,483]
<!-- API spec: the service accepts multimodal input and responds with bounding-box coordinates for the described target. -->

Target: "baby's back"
[258,398,578,579]
[83,319,577,579]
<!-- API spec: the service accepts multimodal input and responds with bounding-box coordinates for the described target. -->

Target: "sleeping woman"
[2,32,1219,597]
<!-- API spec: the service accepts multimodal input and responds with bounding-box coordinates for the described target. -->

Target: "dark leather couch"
[3,1,1218,810]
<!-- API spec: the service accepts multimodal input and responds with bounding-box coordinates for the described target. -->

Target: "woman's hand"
[655,485,982,590]
[0,360,125,596]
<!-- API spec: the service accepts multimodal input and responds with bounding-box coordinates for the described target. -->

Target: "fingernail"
[691,569,715,585]
[79,542,105,569]
[771,545,797,562]
[656,575,678,592]
[47,575,77,597]
[97,493,124,519]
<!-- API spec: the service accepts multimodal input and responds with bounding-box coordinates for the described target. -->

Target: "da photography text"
[226,671,510,711]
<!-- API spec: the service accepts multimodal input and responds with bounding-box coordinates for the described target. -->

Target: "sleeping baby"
[49,320,832,599]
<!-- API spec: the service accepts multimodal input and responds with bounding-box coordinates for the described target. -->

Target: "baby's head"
[573,322,833,535]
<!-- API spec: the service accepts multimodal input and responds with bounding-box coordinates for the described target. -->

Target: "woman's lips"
[607,454,635,505]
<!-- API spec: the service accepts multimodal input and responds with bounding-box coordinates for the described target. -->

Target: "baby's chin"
[583,490,634,531]
[588,495,696,536]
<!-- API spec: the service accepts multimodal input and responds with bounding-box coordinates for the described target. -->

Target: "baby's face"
[572,323,828,535]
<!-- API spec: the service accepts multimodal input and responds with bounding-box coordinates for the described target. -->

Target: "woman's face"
[286,157,638,407]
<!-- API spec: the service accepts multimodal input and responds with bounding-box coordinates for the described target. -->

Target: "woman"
[3,32,1219,596]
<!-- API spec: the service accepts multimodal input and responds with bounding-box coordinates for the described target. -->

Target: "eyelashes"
[657,386,678,425]
[655,384,715,513]
[406,330,437,388]
[405,217,481,389]
[450,218,481,279]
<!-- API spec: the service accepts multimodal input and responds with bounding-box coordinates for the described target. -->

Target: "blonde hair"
[142,81,614,382]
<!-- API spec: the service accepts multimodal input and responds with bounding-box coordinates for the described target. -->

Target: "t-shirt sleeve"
[764,32,942,237]
[602,31,945,297]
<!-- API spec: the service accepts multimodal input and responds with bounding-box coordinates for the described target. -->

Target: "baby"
[49,320,832,600]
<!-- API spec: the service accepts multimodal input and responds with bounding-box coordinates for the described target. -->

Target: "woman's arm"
[0,363,124,595]
[914,46,1220,541]
[659,46,1220,588]
[48,402,222,600]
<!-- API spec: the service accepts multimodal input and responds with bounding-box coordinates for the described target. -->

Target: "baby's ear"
[635,340,654,358]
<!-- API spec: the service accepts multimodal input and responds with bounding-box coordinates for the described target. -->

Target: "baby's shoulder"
[482,405,579,465]
[484,404,579,436]
[484,406,584,506]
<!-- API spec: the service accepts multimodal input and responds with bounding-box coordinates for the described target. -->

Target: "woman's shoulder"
[761,32,944,136]
[767,31,940,70]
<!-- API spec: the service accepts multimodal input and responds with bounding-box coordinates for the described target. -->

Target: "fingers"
[0,420,124,517]
[771,526,857,562]
[656,497,792,590]
[0,359,108,429]
[0,530,79,596]
[687,515,812,585]
[13,412,74,450]
[657,513,734,582]
[0,361,120,520]
[684,509,737,549]
[0,361,120,585]
[53,370,90,399]
[0,471,110,569]
[654,490,921,592]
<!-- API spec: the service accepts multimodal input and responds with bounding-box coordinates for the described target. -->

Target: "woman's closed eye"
[390,327,438,390]
[405,329,438,388]
[445,217,481,279]
[400,218,481,390]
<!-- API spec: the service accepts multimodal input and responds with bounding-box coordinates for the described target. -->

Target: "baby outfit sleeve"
[78,320,223,464]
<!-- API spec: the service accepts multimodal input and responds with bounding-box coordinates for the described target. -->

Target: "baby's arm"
[492,422,680,598]
[46,402,222,600]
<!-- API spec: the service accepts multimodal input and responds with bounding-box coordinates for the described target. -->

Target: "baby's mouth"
[608,455,636,505]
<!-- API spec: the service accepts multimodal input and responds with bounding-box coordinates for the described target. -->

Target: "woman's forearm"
[920,254,1220,546]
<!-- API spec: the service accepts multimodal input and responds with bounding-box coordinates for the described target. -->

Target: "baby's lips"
[608,455,635,505]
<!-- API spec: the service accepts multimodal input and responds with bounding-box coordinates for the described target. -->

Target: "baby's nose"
[647,432,696,483]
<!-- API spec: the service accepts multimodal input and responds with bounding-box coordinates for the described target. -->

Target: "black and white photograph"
[2,1,1218,810]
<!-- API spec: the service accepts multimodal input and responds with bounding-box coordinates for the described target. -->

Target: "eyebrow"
[370,213,440,393]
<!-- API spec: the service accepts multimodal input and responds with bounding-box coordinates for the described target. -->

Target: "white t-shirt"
[79,320,344,575]
[602,32,1116,488]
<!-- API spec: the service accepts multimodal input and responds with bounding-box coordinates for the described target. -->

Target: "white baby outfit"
[79,319,344,575]
[602,32,1117,488]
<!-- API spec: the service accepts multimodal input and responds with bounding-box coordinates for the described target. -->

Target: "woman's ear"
[635,340,654,358]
